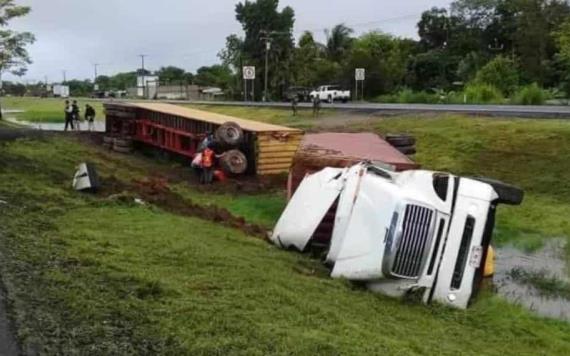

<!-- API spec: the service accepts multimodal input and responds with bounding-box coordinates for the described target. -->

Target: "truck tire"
[471,177,524,205]
[114,138,133,147]
[397,145,416,155]
[113,145,132,154]
[216,122,244,147]
[385,134,416,147]
[220,149,248,175]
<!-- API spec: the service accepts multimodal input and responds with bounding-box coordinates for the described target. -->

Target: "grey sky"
[7,0,452,83]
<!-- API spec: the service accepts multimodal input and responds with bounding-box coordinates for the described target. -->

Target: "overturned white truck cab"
[271,163,523,309]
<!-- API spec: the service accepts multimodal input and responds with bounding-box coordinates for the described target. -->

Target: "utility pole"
[62,70,67,84]
[260,31,271,102]
[93,63,99,83]
[139,54,147,98]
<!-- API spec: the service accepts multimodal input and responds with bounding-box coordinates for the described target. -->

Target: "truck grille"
[392,205,435,278]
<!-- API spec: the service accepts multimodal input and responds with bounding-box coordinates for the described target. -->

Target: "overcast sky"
[6,0,453,83]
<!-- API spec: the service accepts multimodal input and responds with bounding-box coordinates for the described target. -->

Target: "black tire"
[113,146,132,154]
[215,122,244,147]
[385,134,416,147]
[220,149,248,175]
[342,98,348,103]
[114,138,133,147]
[396,145,416,155]
[471,177,524,206]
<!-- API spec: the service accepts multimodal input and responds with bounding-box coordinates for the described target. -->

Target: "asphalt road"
[162,100,570,118]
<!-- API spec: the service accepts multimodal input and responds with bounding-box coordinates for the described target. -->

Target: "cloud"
[5,0,452,82]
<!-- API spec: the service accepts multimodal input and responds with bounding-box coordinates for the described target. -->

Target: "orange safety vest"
[202,148,214,168]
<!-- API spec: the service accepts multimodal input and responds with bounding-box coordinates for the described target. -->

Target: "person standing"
[291,96,298,116]
[85,104,96,132]
[200,145,215,184]
[64,100,74,131]
[312,95,321,118]
[72,100,81,131]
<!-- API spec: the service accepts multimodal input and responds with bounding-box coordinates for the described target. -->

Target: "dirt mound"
[98,176,268,239]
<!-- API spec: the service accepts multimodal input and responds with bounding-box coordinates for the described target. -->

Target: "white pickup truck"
[271,162,523,309]
[310,85,351,103]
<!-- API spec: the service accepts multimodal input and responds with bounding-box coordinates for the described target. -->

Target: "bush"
[464,83,504,104]
[475,56,519,95]
[512,83,548,105]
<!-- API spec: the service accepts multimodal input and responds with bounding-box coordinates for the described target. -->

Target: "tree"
[156,66,189,84]
[0,0,35,118]
[475,55,518,94]
[325,24,354,62]
[418,8,451,50]
[193,65,233,90]
[291,31,323,86]
[234,0,295,100]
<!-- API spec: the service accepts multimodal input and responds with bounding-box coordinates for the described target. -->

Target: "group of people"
[64,100,97,132]
[290,96,321,117]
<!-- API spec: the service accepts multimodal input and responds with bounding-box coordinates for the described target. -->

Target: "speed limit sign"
[243,66,256,80]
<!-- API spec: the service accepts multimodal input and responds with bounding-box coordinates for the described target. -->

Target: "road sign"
[355,68,365,81]
[243,66,256,80]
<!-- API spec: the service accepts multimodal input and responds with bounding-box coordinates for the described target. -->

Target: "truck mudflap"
[270,167,347,251]
[429,179,498,309]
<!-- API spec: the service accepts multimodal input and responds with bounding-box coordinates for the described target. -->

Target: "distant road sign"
[243,66,256,80]
[355,68,365,81]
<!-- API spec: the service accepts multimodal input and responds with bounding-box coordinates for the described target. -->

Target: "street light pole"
[139,54,147,98]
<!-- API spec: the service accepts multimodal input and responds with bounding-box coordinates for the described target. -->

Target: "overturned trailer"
[104,102,304,176]
[272,162,524,309]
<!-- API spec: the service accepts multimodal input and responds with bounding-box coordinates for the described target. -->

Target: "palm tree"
[325,24,354,62]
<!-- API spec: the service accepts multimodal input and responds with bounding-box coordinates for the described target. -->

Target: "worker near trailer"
[85,104,96,132]
[197,131,215,152]
[72,100,81,131]
[64,100,74,131]
[291,96,298,116]
[200,144,215,184]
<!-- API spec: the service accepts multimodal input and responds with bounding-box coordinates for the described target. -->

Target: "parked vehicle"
[271,162,523,309]
[284,86,311,102]
[310,85,351,103]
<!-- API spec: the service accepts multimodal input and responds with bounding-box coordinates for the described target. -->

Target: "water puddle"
[494,238,570,321]
[4,117,106,132]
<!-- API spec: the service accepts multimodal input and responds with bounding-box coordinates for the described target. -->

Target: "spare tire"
[220,149,248,175]
[471,177,524,206]
[397,145,416,155]
[385,134,416,147]
[215,122,244,147]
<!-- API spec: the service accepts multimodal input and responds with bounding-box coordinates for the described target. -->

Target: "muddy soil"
[100,176,268,240]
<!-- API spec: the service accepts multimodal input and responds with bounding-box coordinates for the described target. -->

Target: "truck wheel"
[471,177,524,205]
[342,98,348,103]
[216,122,244,147]
[385,134,416,147]
[220,149,248,175]
[397,145,416,155]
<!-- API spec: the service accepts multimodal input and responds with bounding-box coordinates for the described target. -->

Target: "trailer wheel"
[397,145,417,155]
[471,177,524,205]
[220,149,248,175]
[113,145,133,154]
[216,122,244,147]
[385,134,416,147]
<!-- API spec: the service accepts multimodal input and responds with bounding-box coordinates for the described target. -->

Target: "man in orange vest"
[200,145,215,184]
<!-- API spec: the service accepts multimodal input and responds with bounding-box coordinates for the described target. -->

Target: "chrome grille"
[392,205,434,278]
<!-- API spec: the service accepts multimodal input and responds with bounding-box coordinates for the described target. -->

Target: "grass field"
[1,97,105,123]
[1,98,570,354]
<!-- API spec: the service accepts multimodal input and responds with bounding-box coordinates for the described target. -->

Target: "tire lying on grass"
[396,145,417,156]
[385,133,416,147]
[215,122,244,147]
[220,149,248,175]
[471,177,524,205]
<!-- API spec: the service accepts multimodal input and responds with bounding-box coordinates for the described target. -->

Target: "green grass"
[1,97,105,123]
[1,135,570,354]
[186,104,324,130]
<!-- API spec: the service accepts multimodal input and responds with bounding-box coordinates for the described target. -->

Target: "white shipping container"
[53,84,70,98]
